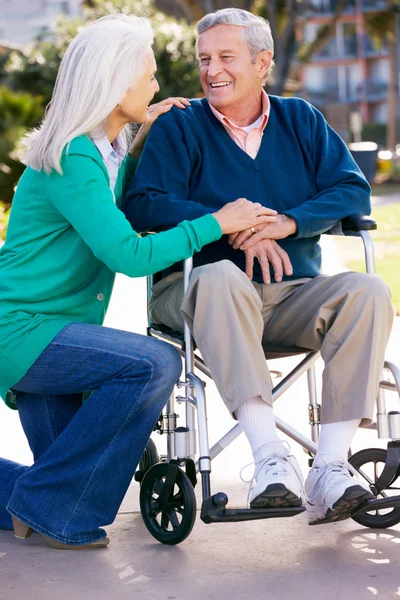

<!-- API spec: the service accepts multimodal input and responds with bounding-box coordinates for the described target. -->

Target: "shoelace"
[306,459,363,506]
[240,441,303,508]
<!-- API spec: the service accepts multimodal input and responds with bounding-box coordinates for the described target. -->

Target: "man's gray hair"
[197,8,275,74]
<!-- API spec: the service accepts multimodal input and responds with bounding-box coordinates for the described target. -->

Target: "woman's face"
[120,50,160,124]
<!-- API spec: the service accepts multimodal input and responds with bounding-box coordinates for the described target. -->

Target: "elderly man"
[123,8,394,525]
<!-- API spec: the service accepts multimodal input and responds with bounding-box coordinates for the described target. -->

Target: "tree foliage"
[0,0,201,203]
[0,86,43,203]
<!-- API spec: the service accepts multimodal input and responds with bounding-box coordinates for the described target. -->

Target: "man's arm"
[234,111,371,251]
[122,117,215,232]
[283,116,371,239]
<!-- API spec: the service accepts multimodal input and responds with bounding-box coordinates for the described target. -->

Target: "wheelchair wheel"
[140,463,196,545]
[349,448,400,529]
[138,438,159,474]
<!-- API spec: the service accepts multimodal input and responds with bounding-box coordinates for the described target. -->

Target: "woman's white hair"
[22,14,153,174]
[196,8,275,80]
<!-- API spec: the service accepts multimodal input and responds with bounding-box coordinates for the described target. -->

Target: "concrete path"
[1,239,400,599]
[372,192,400,207]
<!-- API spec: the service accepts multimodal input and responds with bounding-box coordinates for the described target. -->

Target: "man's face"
[197,24,270,116]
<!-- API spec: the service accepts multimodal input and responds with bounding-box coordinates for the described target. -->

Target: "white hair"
[22,14,154,174]
[196,8,274,79]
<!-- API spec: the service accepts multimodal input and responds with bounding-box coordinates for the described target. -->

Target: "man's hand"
[244,239,293,283]
[229,214,297,250]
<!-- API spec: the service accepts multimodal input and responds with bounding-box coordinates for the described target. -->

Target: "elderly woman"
[0,14,275,549]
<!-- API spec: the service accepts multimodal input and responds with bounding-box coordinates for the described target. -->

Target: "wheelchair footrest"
[352,495,400,516]
[200,494,305,524]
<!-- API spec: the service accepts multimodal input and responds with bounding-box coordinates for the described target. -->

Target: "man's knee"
[192,260,247,289]
[345,272,392,306]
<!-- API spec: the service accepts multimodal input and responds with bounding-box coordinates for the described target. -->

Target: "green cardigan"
[0,135,222,409]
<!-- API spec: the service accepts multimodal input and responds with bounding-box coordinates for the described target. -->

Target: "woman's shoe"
[42,536,110,550]
[12,515,33,539]
[12,515,109,549]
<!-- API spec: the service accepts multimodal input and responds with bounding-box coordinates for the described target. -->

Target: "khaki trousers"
[149,260,394,426]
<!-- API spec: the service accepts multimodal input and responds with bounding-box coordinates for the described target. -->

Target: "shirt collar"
[209,89,270,132]
[92,130,126,162]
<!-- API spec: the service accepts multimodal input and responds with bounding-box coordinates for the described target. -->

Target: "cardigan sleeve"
[46,153,222,278]
[283,111,371,238]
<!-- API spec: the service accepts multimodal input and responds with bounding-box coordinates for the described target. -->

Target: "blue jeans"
[1,322,181,545]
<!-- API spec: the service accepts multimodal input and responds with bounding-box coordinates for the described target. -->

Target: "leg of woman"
[17,392,83,462]
[7,322,181,546]
[0,393,83,530]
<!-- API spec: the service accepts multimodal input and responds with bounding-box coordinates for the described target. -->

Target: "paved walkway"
[1,239,400,599]
[371,192,400,207]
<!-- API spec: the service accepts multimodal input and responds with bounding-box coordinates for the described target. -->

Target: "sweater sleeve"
[283,112,371,239]
[46,153,222,278]
[122,120,215,232]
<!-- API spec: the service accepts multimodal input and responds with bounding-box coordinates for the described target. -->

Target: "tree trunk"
[387,36,397,151]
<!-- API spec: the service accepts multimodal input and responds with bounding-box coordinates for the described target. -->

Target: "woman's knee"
[140,337,182,384]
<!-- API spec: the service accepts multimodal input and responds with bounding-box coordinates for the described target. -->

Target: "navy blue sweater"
[123,96,371,283]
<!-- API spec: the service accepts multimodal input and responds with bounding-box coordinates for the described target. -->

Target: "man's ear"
[257,50,273,80]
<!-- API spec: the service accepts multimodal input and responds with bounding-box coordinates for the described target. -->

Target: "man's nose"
[207,58,223,78]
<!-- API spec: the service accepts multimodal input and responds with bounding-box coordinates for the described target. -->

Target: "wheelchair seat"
[149,322,313,360]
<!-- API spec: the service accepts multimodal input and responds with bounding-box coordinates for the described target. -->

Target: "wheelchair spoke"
[161,509,169,530]
[167,509,180,529]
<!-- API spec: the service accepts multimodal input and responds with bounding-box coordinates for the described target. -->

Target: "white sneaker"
[245,443,305,509]
[305,458,374,525]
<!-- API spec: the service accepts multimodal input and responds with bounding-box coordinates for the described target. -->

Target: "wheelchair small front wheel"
[140,463,196,545]
[349,448,400,529]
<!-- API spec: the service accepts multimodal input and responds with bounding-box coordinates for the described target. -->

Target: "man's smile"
[209,81,232,88]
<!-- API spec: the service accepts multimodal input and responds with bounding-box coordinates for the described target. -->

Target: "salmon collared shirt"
[208,90,270,159]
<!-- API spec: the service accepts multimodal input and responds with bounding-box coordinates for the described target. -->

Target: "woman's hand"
[129,97,190,158]
[213,198,277,235]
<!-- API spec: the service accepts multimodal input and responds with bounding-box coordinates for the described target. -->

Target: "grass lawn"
[347,202,400,314]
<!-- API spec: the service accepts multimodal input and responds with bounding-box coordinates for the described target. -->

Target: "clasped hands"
[228,214,297,284]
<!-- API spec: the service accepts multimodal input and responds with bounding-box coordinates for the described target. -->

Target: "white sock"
[314,419,361,468]
[235,396,281,462]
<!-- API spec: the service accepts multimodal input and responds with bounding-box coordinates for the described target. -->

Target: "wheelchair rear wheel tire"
[140,463,196,545]
[138,438,159,475]
[349,448,400,529]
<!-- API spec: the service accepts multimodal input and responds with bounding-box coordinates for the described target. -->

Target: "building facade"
[299,0,397,139]
[0,0,82,45]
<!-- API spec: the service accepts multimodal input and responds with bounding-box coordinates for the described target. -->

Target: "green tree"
[0,86,43,203]
[1,0,201,203]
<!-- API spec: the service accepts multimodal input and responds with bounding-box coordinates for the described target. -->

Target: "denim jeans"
[2,322,181,545]
[0,393,83,530]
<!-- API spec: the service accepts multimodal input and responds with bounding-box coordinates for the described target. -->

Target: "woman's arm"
[46,153,222,278]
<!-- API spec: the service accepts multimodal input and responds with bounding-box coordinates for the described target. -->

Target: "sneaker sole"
[308,485,374,525]
[250,483,303,509]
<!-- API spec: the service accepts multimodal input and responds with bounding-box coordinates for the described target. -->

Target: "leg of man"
[0,393,83,530]
[7,322,182,545]
[263,271,394,523]
[150,260,305,508]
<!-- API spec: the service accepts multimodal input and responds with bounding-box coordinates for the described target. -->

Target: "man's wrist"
[281,214,297,236]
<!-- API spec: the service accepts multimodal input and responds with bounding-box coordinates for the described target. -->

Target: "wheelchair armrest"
[341,215,377,232]
[326,214,377,237]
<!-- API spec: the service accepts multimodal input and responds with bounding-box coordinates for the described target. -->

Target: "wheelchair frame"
[137,215,400,544]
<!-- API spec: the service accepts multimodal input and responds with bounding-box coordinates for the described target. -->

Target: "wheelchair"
[135,215,400,545]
